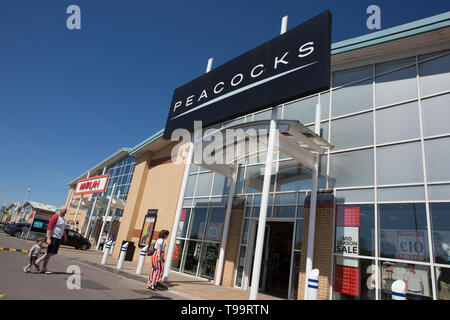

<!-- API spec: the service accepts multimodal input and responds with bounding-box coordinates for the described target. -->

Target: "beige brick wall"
[113,142,185,264]
[220,200,245,287]
[297,192,334,300]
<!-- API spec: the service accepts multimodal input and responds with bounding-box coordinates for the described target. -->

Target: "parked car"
[63,229,91,250]
[4,222,31,237]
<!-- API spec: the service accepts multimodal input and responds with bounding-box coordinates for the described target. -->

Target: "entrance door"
[249,221,294,299]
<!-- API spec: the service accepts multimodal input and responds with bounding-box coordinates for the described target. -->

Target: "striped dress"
[148,239,165,283]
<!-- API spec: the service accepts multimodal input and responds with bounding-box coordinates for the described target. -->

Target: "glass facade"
[84,156,137,240]
[169,49,450,300]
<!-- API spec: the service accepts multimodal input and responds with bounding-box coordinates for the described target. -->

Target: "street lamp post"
[21,188,31,222]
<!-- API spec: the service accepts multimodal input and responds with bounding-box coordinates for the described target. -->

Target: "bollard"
[136,245,149,275]
[117,242,129,270]
[391,280,406,300]
[109,242,115,256]
[306,269,319,300]
[101,241,112,265]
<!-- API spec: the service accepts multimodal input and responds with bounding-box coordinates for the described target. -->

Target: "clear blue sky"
[0,0,449,207]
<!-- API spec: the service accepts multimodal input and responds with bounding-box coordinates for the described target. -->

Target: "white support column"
[249,15,287,301]
[303,102,321,300]
[106,190,121,240]
[74,171,90,226]
[163,57,213,282]
[249,106,278,300]
[163,142,194,281]
[215,166,238,286]
[83,196,97,238]
[96,183,116,250]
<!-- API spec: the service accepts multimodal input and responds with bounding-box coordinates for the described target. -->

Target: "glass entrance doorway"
[249,221,294,299]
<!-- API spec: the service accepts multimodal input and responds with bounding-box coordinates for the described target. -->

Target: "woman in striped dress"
[147,230,170,290]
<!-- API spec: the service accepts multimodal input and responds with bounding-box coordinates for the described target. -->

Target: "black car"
[4,222,31,237]
[64,229,91,250]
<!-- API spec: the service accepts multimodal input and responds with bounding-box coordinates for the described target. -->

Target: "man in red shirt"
[35,207,68,274]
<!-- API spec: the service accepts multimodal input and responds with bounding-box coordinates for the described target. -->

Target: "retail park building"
[62,12,450,300]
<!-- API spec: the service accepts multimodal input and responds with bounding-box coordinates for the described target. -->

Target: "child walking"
[23,238,44,273]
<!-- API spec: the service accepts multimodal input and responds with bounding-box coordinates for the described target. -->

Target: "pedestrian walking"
[146,230,169,290]
[35,207,68,274]
[23,238,44,273]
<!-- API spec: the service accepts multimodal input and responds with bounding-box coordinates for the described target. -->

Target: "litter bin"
[121,241,135,261]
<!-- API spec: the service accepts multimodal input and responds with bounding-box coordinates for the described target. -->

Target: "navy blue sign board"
[163,11,332,139]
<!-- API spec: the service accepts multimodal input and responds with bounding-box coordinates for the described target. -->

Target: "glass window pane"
[177,208,191,238]
[425,137,450,182]
[170,239,185,271]
[333,65,372,87]
[436,266,450,300]
[212,173,230,196]
[274,192,297,205]
[332,257,375,300]
[336,189,374,203]
[283,95,318,124]
[185,174,197,197]
[188,208,208,240]
[275,160,325,191]
[421,94,450,137]
[376,66,417,106]
[244,165,274,193]
[295,219,303,250]
[273,206,296,218]
[241,219,250,245]
[378,203,429,262]
[195,172,213,196]
[377,142,424,185]
[306,122,329,140]
[379,262,432,300]
[182,240,201,275]
[378,186,425,202]
[428,184,450,201]
[297,206,304,218]
[320,91,330,121]
[205,207,225,242]
[376,101,421,144]
[199,243,219,280]
[331,112,373,150]
[430,203,450,265]
[332,80,373,117]
[235,166,245,194]
[420,53,450,96]
[253,109,272,121]
[330,149,374,188]
[235,246,246,287]
[335,205,375,257]
[291,252,302,299]
[376,57,415,75]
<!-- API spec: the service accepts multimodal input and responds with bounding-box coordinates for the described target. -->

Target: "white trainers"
[23,266,30,273]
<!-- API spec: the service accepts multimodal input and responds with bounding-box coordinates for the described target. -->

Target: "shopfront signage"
[163,11,332,139]
[74,174,110,195]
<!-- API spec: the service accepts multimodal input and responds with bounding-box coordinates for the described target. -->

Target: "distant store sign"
[74,174,110,195]
[163,11,332,139]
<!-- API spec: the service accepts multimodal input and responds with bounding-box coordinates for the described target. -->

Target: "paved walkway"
[8,234,282,300]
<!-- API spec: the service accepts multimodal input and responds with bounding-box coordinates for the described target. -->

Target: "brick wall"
[220,199,245,287]
[297,191,334,300]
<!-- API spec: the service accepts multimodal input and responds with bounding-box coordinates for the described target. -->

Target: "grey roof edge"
[129,128,165,156]
[68,148,132,186]
[331,11,450,55]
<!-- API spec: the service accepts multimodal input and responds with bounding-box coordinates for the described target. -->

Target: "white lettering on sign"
[74,175,109,195]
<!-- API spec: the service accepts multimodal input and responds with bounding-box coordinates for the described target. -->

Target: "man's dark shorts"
[47,237,61,254]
